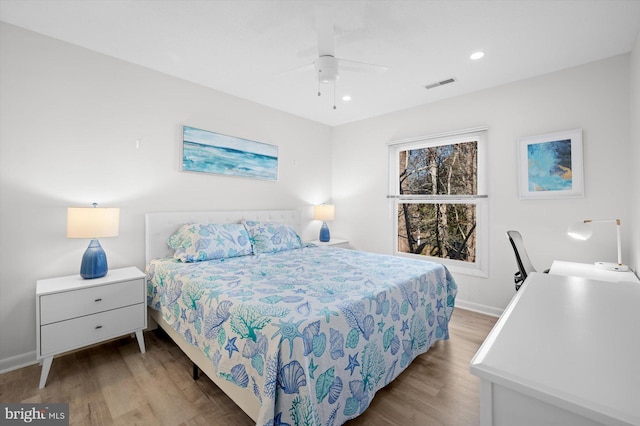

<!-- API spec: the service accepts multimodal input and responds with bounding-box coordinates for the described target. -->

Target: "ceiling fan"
[300,9,389,108]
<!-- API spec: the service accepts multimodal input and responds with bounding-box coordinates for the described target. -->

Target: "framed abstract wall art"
[517,128,583,200]
[182,125,278,181]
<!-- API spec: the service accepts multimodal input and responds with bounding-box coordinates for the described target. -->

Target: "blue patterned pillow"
[242,220,303,254]
[168,223,253,262]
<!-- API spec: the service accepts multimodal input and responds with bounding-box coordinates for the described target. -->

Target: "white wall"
[630,32,640,273]
[0,23,332,370]
[332,55,633,314]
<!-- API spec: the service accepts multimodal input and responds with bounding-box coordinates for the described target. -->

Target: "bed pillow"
[168,223,253,262]
[242,220,303,254]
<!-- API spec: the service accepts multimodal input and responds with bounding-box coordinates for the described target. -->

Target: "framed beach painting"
[517,128,583,200]
[182,125,278,181]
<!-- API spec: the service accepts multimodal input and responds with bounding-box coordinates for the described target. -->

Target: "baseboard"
[455,299,503,317]
[0,350,38,374]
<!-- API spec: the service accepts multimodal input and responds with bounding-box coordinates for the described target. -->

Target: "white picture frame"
[517,128,584,200]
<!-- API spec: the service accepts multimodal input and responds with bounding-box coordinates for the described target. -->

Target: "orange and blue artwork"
[527,139,572,191]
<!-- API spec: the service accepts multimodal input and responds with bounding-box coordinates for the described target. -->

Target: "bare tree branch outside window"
[397,141,478,262]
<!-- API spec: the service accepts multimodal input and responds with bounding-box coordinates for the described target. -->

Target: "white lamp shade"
[567,221,592,240]
[67,207,120,238]
[313,204,335,221]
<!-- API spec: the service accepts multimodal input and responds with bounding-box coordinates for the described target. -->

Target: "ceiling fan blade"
[314,6,335,57]
[337,58,389,74]
[280,62,315,76]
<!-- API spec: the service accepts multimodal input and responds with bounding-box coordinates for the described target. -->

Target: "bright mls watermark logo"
[1,404,68,425]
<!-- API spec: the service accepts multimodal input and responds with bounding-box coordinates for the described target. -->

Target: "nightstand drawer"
[40,278,144,325]
[40,303,145,356]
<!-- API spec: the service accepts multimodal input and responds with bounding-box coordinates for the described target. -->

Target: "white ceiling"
[1,0,639,127]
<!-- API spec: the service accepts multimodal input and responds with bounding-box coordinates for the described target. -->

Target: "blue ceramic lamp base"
[80,239,108,279]
[319,221,331,242]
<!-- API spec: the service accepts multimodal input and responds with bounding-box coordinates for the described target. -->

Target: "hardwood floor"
[0,308,497,425]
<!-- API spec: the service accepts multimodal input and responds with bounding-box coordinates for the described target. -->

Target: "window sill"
[395,252,488,278]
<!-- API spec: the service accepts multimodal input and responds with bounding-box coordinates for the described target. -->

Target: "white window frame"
[388,127,489,277]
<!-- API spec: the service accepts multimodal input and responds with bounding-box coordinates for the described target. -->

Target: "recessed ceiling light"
[342,95,352,101]
[470,51,485,60]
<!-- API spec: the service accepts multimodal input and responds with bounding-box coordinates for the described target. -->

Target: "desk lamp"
[567,219,629,272]
[67,203,120,279]
[313,204,335,242]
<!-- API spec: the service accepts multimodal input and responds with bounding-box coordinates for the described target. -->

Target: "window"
[388,127,488,276]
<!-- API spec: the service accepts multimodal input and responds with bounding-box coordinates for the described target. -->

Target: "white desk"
[549,260,640,283]
[470,273,640,426]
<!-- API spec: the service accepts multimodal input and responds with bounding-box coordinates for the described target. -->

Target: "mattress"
[147,245,457,425]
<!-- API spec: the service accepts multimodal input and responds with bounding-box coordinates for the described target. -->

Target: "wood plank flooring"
[0,308,497,425]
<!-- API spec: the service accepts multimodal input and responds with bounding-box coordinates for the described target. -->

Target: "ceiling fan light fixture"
[315,55,339,83]
[470,51,485,60]
[342,95,352,101]
[318,73,338,84]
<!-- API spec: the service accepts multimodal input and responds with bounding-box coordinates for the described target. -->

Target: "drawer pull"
[94,298,103,302]
[95,325,103,330]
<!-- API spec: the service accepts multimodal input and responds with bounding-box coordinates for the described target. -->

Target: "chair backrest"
[506,230,537,280]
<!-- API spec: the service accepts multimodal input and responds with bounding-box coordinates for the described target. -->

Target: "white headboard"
[145,209,301,264]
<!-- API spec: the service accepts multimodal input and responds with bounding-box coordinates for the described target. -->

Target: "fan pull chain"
[316,80,338,110]
[333,82,337,110]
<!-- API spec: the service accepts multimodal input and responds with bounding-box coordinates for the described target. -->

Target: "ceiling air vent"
[425,78,456,90]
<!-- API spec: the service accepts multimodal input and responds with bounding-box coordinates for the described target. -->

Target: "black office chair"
[506,230,540,291]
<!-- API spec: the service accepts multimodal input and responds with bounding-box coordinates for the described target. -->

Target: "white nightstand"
[309,238,349,249]
[36,266,147,388]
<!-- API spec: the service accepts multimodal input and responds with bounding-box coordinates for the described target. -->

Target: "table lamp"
[67,203,120,279]
[567,219,629,272]
[313,204,335,242]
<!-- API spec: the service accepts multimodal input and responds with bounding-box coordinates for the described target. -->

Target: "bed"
[145,210,458,426]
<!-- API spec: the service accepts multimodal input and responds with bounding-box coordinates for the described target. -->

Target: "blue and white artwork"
[518,128,583,200]
[182,126,278,181]
[527,139,572,191]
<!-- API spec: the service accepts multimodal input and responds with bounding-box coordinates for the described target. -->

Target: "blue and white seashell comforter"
[146,246,457,426]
